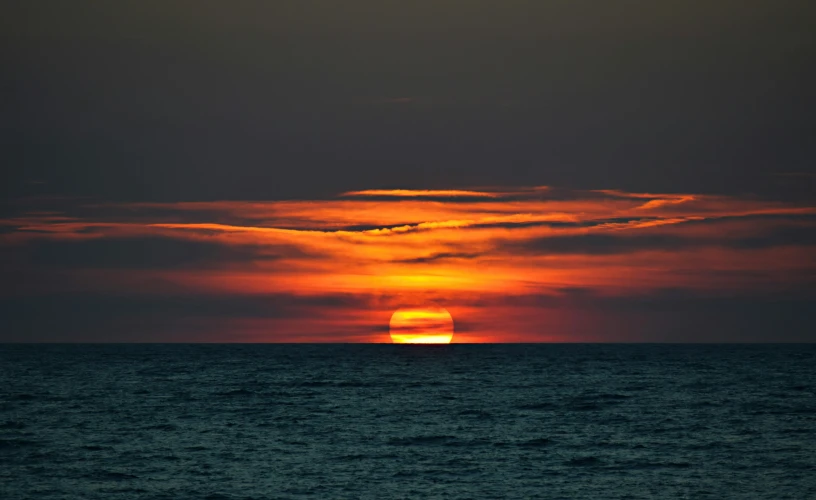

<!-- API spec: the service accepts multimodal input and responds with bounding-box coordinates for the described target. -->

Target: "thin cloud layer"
[1,186,814,342]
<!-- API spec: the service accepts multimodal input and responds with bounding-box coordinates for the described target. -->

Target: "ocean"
[1,344,814,499]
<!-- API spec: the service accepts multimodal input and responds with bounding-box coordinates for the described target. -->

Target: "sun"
[389,306,454,344]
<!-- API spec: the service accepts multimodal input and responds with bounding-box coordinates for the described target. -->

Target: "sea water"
[1,344,814,499]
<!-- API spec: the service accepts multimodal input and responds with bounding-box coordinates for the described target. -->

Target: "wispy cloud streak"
[1,186,814,342]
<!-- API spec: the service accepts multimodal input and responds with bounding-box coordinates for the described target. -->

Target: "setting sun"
[389,306,454,344]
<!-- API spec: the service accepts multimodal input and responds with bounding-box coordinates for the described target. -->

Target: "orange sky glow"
[2,186,813,342]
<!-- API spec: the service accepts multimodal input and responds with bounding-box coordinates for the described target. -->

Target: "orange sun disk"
[389,306,454,344]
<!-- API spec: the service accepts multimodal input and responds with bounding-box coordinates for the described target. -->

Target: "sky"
[1,1,814,342]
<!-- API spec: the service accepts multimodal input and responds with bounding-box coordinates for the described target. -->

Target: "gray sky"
[3,1,814,202]
[1,2,814,342]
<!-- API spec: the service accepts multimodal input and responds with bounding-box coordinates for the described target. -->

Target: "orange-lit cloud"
[1,186,814,342]
[342,189,501,198]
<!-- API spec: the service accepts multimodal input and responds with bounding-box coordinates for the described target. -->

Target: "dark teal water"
[1,345,814,499]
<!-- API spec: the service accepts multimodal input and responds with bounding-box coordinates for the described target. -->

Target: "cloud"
[506,219,816,255]
[24,236,283,270]
[1,185,814,341]
[0,292,382,342]
[515,233,693,255]
[724,224,816,249]
[635,196,696,210]
[395,252,484,264]
[342,189,501,199]
[340,186,552,202]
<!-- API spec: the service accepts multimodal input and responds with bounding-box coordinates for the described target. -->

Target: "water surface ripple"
[1,344,814,499]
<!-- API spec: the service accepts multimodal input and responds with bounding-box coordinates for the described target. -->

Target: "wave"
[518,437,553,448]
[0,420,26,429]
[83,471,138,481]
[516,402,557,410]
[565,456,602,466]
[387,435,458,446]
[81,445,107,451]
[0,438,39,450]
[457,409,492,418]
[143,423,177,431]
[214,389,255,397]
[10,394,36,401]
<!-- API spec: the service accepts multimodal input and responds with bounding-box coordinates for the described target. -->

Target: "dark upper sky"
[2,1,814,202]
[1,2,814,343]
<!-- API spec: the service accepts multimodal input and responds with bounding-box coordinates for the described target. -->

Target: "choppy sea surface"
[1,344,814,499]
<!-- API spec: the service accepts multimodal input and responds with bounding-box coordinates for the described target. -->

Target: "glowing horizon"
[1,185,813,342]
